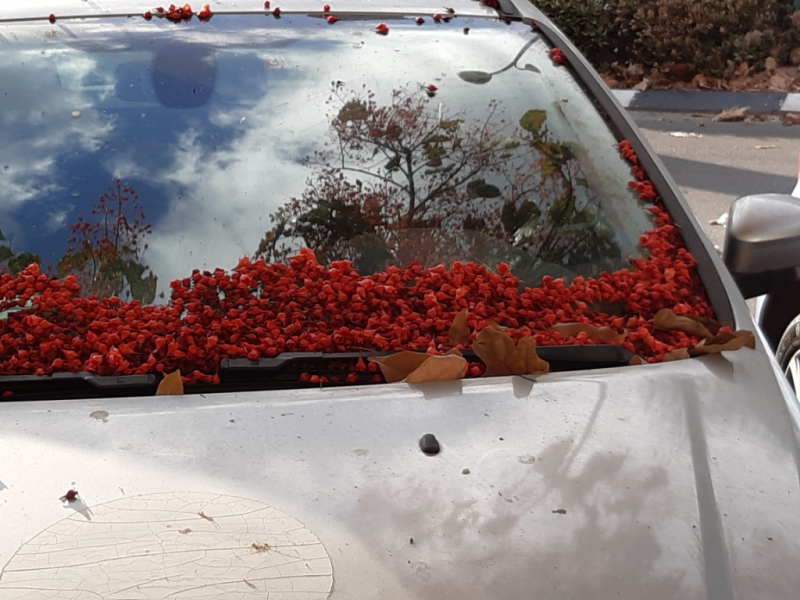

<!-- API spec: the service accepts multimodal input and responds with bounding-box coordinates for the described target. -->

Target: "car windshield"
[0,12,715,394]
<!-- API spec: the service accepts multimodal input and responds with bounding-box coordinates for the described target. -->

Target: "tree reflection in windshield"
[255,85,623,283]
[56,179,157,304]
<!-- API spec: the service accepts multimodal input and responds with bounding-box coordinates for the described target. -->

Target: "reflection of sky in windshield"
[0,16,650,297]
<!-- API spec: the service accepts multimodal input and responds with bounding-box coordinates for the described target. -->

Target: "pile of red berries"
[0,140,713,386]
[549,47,567,65]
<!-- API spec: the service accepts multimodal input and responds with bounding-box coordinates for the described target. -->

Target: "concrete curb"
[612,89,800,113]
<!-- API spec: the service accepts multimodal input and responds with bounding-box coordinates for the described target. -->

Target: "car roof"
[1,0,502,20]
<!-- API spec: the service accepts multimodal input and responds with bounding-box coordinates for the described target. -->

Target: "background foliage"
[534,0,800,83]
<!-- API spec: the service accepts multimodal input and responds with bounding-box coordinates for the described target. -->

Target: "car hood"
[2,346,800,599]
[2,0,495,19]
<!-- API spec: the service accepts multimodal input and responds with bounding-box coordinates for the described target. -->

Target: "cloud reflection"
[0,16,652,298]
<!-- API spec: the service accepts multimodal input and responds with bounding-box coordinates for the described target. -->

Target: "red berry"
[60,489,79,502]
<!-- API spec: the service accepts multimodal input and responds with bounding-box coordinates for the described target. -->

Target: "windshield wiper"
[218,345,634,388]
[0,345,634,400]
[0,373,157,401]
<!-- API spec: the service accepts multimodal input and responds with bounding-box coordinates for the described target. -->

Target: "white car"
[1,1,800,598]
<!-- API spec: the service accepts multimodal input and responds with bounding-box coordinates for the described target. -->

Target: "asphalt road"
[631,111,800,252]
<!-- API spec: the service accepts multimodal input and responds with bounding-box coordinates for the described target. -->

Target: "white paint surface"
[0,491,332,599]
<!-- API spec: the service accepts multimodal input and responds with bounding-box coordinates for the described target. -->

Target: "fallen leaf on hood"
[473,327,549,376]
[663,348,690,361]
[549,323,625,344]
[712,107,748,122]
[405,354,467,382]
[156,370,184,395]
[369,352,430,382]
[369,351,466,383]
[485,319,509,332]
[685,314,723,336]
[448,309,470,345]
[689,330,756,356]
[653,309,715,338]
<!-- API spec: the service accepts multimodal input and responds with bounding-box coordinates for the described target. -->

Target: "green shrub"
[535,0,800,77]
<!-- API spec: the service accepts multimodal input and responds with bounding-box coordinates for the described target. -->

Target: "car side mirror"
[723,194,800,298]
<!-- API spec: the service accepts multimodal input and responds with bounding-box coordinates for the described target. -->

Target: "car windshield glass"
[0,14,715,392]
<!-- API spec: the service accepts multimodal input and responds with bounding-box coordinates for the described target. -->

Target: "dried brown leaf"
[473,327,549,376]
[369,352,430,383]
[663,348,690,361]
[712,107,748,122]
[782,113,800,125]
[765,57,778,72]
[689,330,756,356]
[685,314,722,336]
[448,309,470,346]
[405,354,467,383]
[369,351,466,383]
[653,309,714,338]
[156,370,184,395]
[736,62,750,77]
[549,323,625,344]
[485,320,509,332]
[769,72,794,91]
[601,73,620,89]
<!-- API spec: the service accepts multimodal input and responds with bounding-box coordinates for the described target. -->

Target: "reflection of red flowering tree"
[57,179,157,303]
[0,230,40,276]
[256,85,622,278]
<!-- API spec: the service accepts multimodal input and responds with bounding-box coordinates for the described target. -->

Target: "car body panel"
[1,0,497,19]
[2,348,800,598]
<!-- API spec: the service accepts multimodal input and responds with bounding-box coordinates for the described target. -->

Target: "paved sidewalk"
[613,89,800,113]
